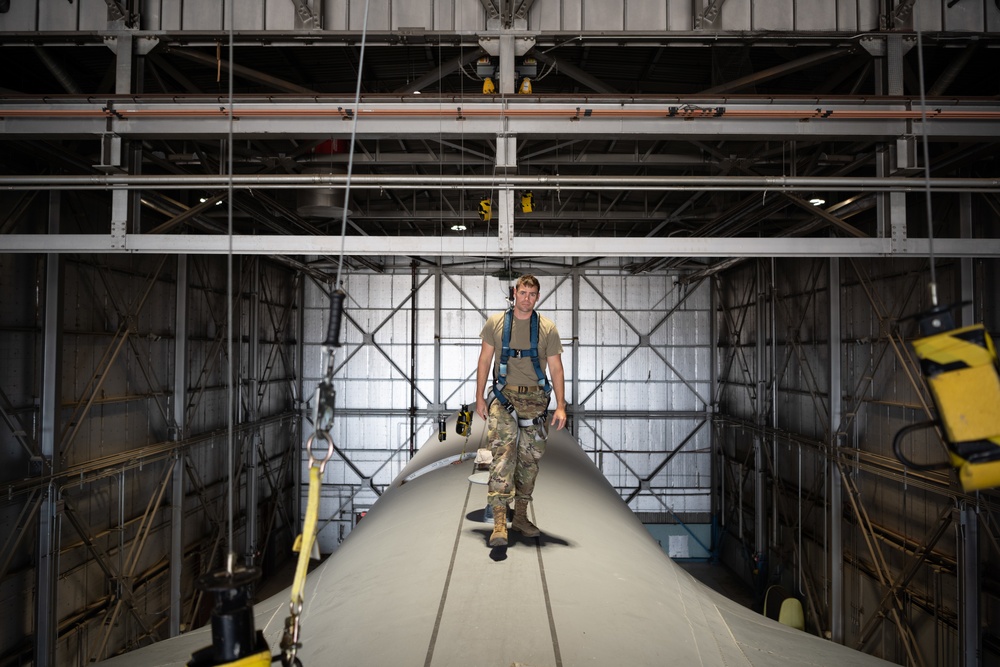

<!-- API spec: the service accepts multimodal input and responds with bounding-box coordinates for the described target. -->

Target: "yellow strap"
[291,464,322,609]
[215,649,273,667]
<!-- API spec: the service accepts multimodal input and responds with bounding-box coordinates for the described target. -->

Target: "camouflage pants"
[487,388,549,511]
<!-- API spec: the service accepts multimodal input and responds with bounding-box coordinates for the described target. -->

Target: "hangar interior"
[1,0,999,665]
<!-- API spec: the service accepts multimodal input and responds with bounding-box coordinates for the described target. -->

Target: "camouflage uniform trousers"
[487,387,549,512]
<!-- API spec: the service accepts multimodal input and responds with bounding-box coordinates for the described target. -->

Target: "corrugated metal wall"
[4,246,998,664]
[0,253,300,665]
[302,263,714,553]
[715,252,1000,666]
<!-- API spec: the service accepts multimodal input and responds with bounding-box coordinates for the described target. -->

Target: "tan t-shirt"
[481,311,563,387]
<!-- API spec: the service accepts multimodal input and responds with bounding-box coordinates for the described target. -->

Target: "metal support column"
[864,34,909,248]
[753,261,768,600]
[828,258,844,643]
[710,273,720,560]
[109,33,135,249]
[498,33,516,95]
[497,189,515,256]
[960,193,974,326]
[433,263,442,412]
[245,259,260,566]
[35,191,63,667]
[294,271,306,529]
[169,255,188,637]
[960,504,981,667]
[571,263,580,421]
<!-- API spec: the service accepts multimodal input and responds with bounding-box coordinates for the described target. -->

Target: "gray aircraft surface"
[100,414,892,667]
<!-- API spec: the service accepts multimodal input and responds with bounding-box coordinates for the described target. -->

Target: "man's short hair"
[516,274,540,292]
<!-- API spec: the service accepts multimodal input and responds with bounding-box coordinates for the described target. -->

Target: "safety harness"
[490,309,552,429]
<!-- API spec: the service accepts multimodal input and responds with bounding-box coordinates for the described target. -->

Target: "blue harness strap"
[491,309,551,426]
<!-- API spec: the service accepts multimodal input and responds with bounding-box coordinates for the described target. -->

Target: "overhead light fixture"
[413,90,421,95]
[809,197,826,206]
[451,224,467,231]
[200,197,222,206]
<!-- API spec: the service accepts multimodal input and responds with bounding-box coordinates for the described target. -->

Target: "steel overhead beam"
[531,51,621,95]
[396,48,487,94]
[2,174,997,192]
[5,234,1000,257]
[784,193,868,238]
[4,101,999,140]
[702,47,856,95]
[162,47,317,95]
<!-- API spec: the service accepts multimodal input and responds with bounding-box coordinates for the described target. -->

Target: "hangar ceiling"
[1,0,1000,273]
[2,4,999,665]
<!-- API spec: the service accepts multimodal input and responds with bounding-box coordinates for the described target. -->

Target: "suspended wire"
[914,6,938,308]
[533,60,557,82]
[225,0,235,571]
[334,0,372,290]
[459,62,482,81]
[490,55,512,302]
[439,40,445,242]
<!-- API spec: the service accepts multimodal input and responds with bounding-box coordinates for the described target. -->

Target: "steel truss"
[713,256,1000,666]
[0,253,301,665]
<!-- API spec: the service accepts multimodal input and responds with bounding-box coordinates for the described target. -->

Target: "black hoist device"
[893,304,1000,492]
[187,565,271,667]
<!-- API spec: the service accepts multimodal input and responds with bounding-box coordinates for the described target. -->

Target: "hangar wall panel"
[302,263,712,552]
[0,252,299,665]
[714,254,1000,667]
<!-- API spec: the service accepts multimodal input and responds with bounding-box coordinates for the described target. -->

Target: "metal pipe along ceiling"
[0,174,997,192]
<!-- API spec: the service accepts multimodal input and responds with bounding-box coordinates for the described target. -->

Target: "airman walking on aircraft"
[476,274,567,548]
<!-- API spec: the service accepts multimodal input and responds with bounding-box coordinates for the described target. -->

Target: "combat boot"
[489,505,508,547]
[511,499,540,537]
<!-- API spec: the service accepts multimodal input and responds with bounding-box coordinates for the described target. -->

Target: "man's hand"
[475,396,489,422]
[550,405,567,430]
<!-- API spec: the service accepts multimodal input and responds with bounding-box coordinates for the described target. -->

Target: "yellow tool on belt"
[894,305,1000,491]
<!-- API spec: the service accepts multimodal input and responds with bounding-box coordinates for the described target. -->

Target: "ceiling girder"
[395,47,487,94]
[531,51,621,95]
[3,173,994,192]
[161,46,317,95]
[4,100,997,141]
[701,46,858,95]
[4,234,999,258]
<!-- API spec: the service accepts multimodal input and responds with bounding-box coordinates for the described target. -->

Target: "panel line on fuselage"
[423,478,474,667]
[532,508,564,667]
